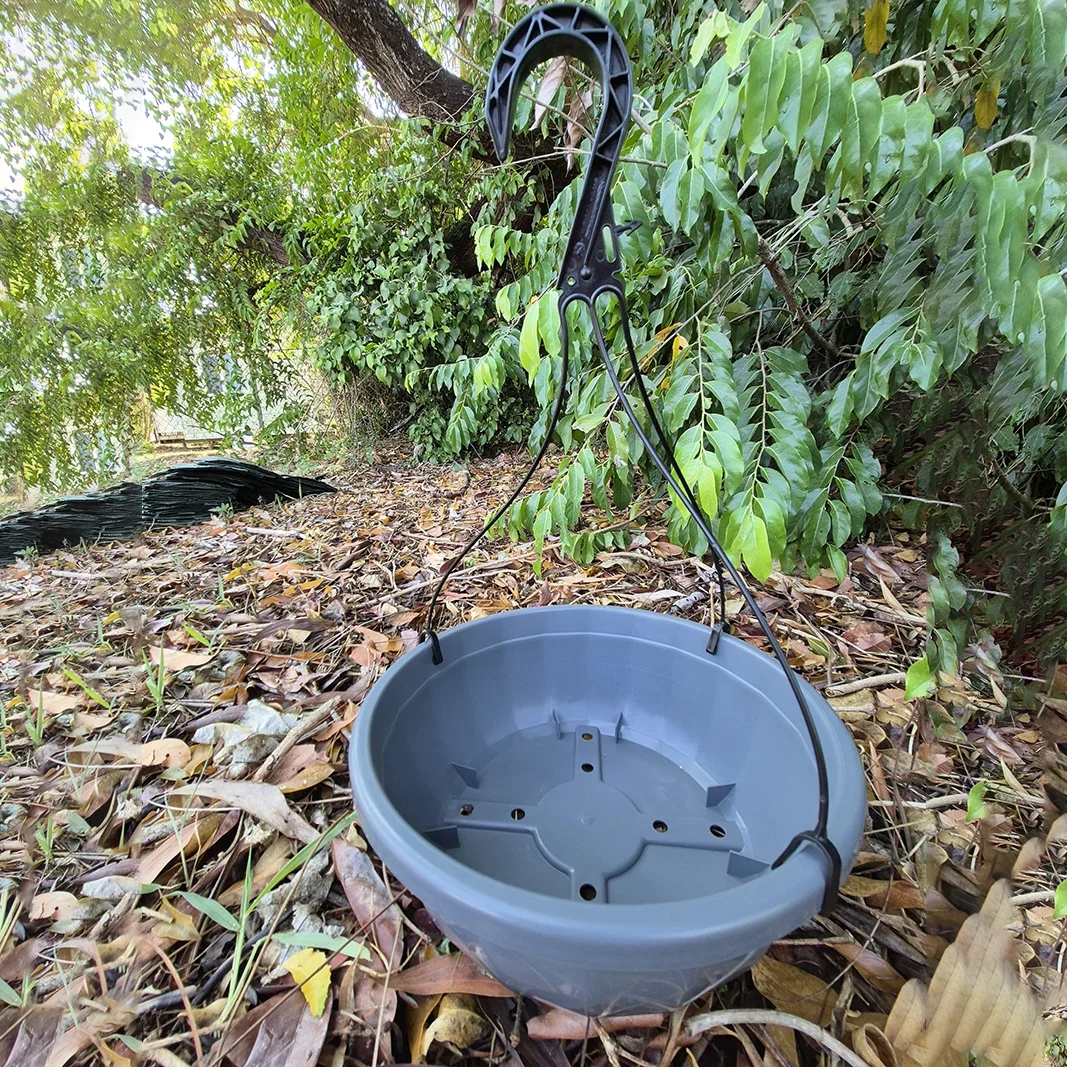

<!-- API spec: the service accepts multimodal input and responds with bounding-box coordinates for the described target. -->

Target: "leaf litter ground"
[1,446,1064,1066]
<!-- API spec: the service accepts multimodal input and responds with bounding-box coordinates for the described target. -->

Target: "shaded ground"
[0,448,1064,1065]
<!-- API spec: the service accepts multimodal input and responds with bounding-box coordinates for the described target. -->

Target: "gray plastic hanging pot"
[348,4,866,1017]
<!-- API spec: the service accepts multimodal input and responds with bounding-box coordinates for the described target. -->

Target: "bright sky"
[1,91,173,196]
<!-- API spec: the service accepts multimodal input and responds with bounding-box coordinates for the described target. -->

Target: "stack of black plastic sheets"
[0,458,335,564]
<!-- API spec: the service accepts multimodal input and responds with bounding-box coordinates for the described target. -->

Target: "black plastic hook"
[486,3,633,310]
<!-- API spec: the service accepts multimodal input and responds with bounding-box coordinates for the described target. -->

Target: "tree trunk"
[304,0,575,275]
[305,0,475,123]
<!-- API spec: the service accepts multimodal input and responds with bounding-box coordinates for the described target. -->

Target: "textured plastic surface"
[350,606,865,1015]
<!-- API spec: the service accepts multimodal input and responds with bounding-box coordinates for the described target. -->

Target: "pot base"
[427,719,767,904]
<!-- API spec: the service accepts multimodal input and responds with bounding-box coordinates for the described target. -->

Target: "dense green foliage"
[2,0,1066,660]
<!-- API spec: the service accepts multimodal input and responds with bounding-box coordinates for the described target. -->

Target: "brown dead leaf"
[135,812,228,885]
[266,744,333,792]
[391,953,515,998]
[980,726,1021,765]
[172,781,318,844]
[829,942,906,994]
[866,881,925,911]
[842,875,893,900]
[751,955,834,1027]
[26,689,80,716]
[28,892,78,923]
[219,836,293,908]
[148,645,215,672]
[404,944,442,1065]
[857,546,901,584]
[139,738,191,768]
[533,56,569,127]
[331,839,401,971]
[0,1006,66,1067]
[851,1023,896,1067]
[218,988,332,1066]
[277,762,334,793]
[455,0,475,32]
[1011,836,1045,877]
[43,1025,98,1067]
[146,898,201,943]
[526,1008,665,1040]
[0,940,37,984]
[1047,812,1067,844]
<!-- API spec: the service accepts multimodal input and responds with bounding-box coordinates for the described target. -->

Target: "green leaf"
[565,460,585,523]
[777,40,823,155]
[272,931,371,959]
[854,77,883,175]
[538,290,562,358]
[904,655,935,700]
[697,458,721,518]
[741,37,773,155]
[756,494,787,558]
[907,340,943,391]
[659,159,687,230]
[1037,273,1067,386]
[828,498,851,546]
[966,780,989,823]
[862,310,915,354]
[688,57,731,163]
[900,97,933,181]
[826,378,854,437]
[743,514,773,582]
[1055,878,1067,920]
[677,165,707,235]
[725,3,766,69]
[532,507,551,577]
[689,10,730,66]
[808,51,853,161]
[709,429,744,492]
[177,891,241,933]
[0,978,21,1008]
[827,545,848,582]
[519,298,542,383]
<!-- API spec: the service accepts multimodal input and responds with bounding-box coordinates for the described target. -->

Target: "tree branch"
[758,240,841,361]
[135,169,296,267]
[981,444,1037,512]
[305,0,476,123]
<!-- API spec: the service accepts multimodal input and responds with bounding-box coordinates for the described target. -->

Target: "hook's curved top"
[486,3,633,308]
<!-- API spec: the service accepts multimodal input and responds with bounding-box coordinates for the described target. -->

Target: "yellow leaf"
[863,0,889,54]
[284,948,331,1017]
[671,334,689,362]
[421,993,488,1055]
[975,78,1000,130]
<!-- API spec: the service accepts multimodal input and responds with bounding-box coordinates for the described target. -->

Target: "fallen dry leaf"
[526,1008,665,1040]
[390,952,515,998]
[0,1006,66,1067]
[421,993,488,1056]
[28,892,78,923]
[751,955,835,1027]
[331,840,400,969]
[171,781,318,844]
[218,988,332,1067]
[147,645,215,672]
[829,942,906,994]
[25,689,80,716]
